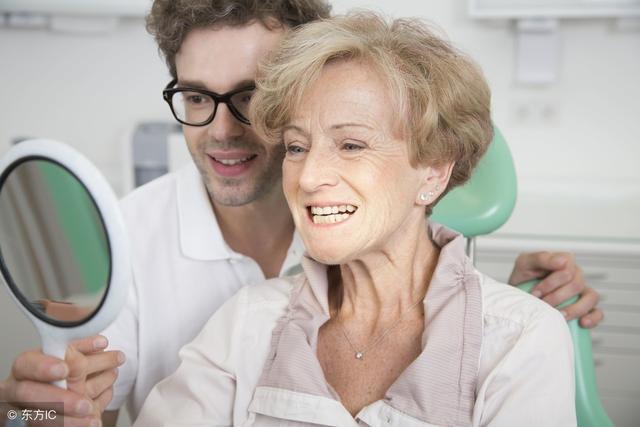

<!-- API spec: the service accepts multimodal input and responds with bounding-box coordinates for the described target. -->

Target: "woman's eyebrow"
[282,123,373,137]
[331,123,374,131]
[282,124,310,137]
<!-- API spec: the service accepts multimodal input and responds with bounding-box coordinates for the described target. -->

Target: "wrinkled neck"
[329,219,439,324]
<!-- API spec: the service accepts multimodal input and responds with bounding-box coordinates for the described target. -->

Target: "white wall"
[0,16,171,195]
[1,1,639,197]
[0,0,638,413]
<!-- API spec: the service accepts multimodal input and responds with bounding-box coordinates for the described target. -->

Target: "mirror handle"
[42,335,68,389]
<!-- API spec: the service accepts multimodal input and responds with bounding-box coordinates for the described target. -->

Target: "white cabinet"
[476,234,640,427]
[0,0,151,16]
[470,0,640,19]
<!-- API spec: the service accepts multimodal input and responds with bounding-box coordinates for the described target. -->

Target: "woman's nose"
[297,146,339,192]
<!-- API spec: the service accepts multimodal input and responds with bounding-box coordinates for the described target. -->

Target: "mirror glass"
[0,158,110,324]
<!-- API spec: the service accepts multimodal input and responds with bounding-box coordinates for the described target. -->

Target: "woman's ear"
[416,161,455,205]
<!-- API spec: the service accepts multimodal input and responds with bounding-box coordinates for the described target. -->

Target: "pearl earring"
[420,191,435,202]
[420,184,441,203]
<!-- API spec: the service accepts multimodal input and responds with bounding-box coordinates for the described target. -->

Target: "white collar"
[176,163,231,261]
[175,162,304,268]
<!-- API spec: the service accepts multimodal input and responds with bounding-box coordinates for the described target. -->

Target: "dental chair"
[431,127,614,427]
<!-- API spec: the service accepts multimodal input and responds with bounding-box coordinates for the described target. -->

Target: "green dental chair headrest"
[431,126,517,237]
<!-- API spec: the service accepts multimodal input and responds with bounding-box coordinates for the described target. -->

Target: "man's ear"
[416,161,455,205]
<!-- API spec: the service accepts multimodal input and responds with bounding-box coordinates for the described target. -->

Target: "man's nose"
[207,103,245,141]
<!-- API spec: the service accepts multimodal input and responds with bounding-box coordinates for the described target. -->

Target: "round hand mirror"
[0,139,130,388]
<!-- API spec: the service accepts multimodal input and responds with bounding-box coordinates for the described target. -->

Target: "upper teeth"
[217,156,252,165]
[310,205,357,215]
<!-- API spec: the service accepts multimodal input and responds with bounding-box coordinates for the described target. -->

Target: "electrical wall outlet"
[509,93,561,127]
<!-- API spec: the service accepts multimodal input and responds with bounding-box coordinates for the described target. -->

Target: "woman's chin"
[305,245,351,266]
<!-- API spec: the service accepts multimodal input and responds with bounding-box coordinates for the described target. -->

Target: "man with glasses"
[1,1,602,426]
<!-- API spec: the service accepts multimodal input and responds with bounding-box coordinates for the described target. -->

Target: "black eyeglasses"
[162,79,255,126]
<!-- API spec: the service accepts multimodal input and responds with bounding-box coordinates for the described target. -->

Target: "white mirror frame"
[0,139,130,388]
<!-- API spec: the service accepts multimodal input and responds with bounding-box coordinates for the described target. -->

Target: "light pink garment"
[254,224,483,426]
[134,222,575,426]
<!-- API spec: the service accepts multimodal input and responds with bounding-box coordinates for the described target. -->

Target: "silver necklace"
[338,297,424,361]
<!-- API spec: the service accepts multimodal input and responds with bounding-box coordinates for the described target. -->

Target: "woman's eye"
[286,144,306,155]
[342,141,365,151]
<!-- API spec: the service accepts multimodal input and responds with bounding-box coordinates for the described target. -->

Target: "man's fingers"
[531,270,569,298]
[557,287,599,320]
[11,351,68,383]
[70,335,109,355]
[533,251,571,272]
[540,278,583,307]
[533,266,582,300]
[4,380,96,417]
[85,369,118,401]
[523,251,554,271]
[509,251,571,285]
[580,308,604,329]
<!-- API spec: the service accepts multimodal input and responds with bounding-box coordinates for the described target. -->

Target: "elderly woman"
[135,12,575,426]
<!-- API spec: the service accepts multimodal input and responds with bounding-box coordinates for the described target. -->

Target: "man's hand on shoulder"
[0,335,125,427]
[509,251,603,328]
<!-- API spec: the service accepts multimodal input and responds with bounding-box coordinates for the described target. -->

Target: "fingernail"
[90,418,102,427]
[75,399,93,416]
[532,290,542,298]
[582,319,591,327]
[94,336,108,350]
[560,310,569,319]
[50,363,68,378]
[117,351,126,364]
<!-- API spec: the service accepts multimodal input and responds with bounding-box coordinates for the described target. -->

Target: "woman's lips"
[306,204,358,225]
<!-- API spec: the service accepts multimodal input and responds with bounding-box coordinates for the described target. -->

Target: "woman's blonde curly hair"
[251,12,493,213]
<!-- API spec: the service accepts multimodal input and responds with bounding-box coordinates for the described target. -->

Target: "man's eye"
[232,90,254,106]
[182,92,211,106]
[239,92,253,104]
[187,95,205,104]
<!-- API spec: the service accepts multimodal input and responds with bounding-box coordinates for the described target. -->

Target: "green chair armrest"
[517,280,614,427]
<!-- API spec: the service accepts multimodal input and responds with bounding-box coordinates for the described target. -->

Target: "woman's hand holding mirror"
[0,335,124,426]
[0,140,131,424]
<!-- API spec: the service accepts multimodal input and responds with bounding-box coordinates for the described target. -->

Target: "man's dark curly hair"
[147,0,332,78]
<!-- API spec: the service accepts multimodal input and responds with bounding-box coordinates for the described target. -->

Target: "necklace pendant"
[355,351,364,360]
